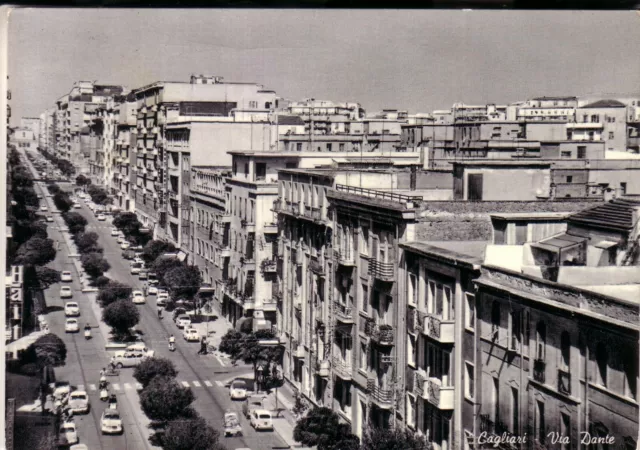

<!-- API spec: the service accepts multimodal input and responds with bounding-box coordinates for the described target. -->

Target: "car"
[132,290,146,304]
[148,273,159,285]
[229,379,248,400]
[111,228,119,236]
[51,381,71,402]
[156,297,168,307]
[60,286,73,298]
[183,327,200,342]
[147,285,158,295]
[120,242,130,250]
[40,205,48,212]
[130,263,143,275]
[138,270,148,280]
[45,216,54,223]
[97,214,106,221]
[70,444,89,450]
[61,271,73,282]
[58,421,79,445]
[121,343,154,356]
[113,350,148,368]
[175,315,191,329]
[249,409,274,431]
[101,410,123,435]
[68,390,90,414]
[64,302,80,317]
[65,318,79,333]
[73,203,81,209]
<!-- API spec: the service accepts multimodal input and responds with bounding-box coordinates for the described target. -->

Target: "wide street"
[24,150,289,450]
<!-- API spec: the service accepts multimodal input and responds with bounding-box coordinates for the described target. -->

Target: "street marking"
[78,384,85,391]
[215,355,226,367]
[112,383,121,391]
[192,381,201,387]
[89,384,97,391]
[124,383,132,390]
[215,380,224,387]
[181,381,189,387]
[204,380,213,387]
[135,383,143,390]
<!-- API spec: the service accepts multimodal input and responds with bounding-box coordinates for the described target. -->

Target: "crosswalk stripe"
[135,383,143,390]
[204,380,213,387]
[215,380,224,387]
[78,385,85,391]
[89,384,97,391]
[124,383,132,390]
[192,381,201,387]
[181,381,189,387]
[112,383,121,391]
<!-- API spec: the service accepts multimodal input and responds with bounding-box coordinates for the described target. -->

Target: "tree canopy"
[293,407,360,450]
[21,333,67,368]
[63,212,88,234]
[75,174,91,186]
[87,184,111,205]
[152,257,184,286]
[103,299,140,337]
[53,191,73,213]
[164,265,202,301]
[80,252,110,279]
[142,240,176,264]
[134,357,178,388]
[74,231,102,254]
[113,212,141,236]
[15,237,57,266]
[360,427,432,450]
[161,416,225,450]
[139,376,195,423]
[97,281,132,307]
[35,267,60,289]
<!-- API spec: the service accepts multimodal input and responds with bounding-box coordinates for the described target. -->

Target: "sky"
[7,9,640,123]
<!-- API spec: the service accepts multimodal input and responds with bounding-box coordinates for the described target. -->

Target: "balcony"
[263,222,278,234]
[423,377,454,410]
[421,313,455,344]
[533,359,546,383]
[240,219,255,232]
[294,301,302,320]
[335,249,356,267]
[261,258,277,273]
[365,321,395,346]
[558,368,571,395]
[303,205,322,222]
[219,247,231,258]
[334,302,354,324]
[293,343,306,359]
[262,297,278,312]
[272,281,283,302]
[368,259,395,282]
[413,369,426,397]
[292,249,303,266]
[333,355,352,380]
[309,257,325,276]
[220,212,232,223]
[366,378,393,409]
[316,360,330,378]
[406,308,423,335]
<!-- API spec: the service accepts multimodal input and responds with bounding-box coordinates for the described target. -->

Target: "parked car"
[132,290,146,305]
[73,203,81,209]
[148,285,158,295]
[148,272,159,284]
[138,270,148,280]
[101,410,123,435]
[58,421,79,445]
[122,249,136,260]
[60,286,73,298]
[40,205,48,212]
[61,271,73,282]
[175,315,191,329]
[183,327,200,342]
[65,318,79,333]
[156,297,168,307]
[45,216,54,222]
[229,379,248,400]
[113,350,149,368]
[97,214,106,221]
[249,409,274,431]
[130,262,143,275]
[243,394,265,419]
[120,242,130,250]
[68,390,90,414]
[64,302,80,317]
[224,411,243,437]
[70,444,89,450]
[111,228,119,236]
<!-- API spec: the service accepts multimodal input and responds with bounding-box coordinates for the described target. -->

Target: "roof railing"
[335,184,423,203]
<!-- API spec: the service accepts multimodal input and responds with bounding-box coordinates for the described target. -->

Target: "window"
[255,163,266,181]
[511,387,519,433]
[361,284,368,311]
[244,163,249,176]
[465,362,474,400]
[408,273,417,307]
[515,223,527,245]
[608,132,614,140]
[536,322,546,360]
[523,310,530,356]
[491,301,500,340]
[577,146,586,159]
[561,151,572,158]
[492,377,499,423]
[560,413,570,450]
[509,310,521,352]
[360,227,369,256]
[596,342,607,387]
[620,182,627,195]
[339,143,345,152]
[406,395,416,428]
[326,143,332,152]
[296,143,302,152]
[465,294,475,331]
[560,332,570,370]
[407,334,417,367]
[566,175,573,183]
[624,356,638,400]
[359,344,367,371]
[535,401,545,445]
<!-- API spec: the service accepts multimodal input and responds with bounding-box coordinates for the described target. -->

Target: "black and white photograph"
[1,8,640,450]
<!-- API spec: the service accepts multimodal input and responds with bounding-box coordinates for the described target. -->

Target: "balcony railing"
[369,258,395,282]
[316,360,330,378]
[414,370,426,397]
[335,249,356,267]
[366,322,395,346]
[366,378,393,408]
[272,281,282,301]
[406,308,423,335]
[558,368,571,395]
[336,184,423,204]
[333,355,353,380]
[334,302,354,324]
[261,259,277,273]
[421,313,455,344]
[304,205,322,221]
[309,257,325,275]
[533,359,546,383]
[423,377,454,410]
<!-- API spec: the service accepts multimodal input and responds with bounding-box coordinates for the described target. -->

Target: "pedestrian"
[198,336,207,355]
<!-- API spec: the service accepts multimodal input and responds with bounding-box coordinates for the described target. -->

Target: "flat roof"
[450,160,552,167]
[401,240,487,267]
[490,212,570,221]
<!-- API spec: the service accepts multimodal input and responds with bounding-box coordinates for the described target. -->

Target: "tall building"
[113,93,138,211]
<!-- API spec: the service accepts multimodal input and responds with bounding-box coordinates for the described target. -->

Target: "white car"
[132,290,146,304]
[73,203,81,209]
[101,410,123,435]
[148,285,158,295]
[175,315,191,329]
[111,228,119,236]
[40,205,48,212]
[229,379,248,400]
[97,214,106,221]
[65,318,79,333]
[156,296,168,307]
[120,242,130,250]
[121,343,154,356]
[46,216,54,223]
[130,264,142,275]
[64,302,80,317]
[68,390,90,414]
[61,271,73,282]
[183,327,200,342]
[70,444,89,450]
[60,286,73,298]
[113,350,148,368]
[59,421,79,445]
[250,409,274,431]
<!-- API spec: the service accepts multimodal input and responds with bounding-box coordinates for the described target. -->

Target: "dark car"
[122,249,136,260]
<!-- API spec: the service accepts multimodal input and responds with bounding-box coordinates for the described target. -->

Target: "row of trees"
[133,357,225,450]
[38,148,75,178]
[293,407,433,450]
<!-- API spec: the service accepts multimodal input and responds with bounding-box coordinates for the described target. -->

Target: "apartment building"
[573,100,628,152]
[113,93,137,212]
[38,110,55,152]
[10,127,38,152]
[88,96,122,187]
[132,75,277,240]
[515,97,578,122]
